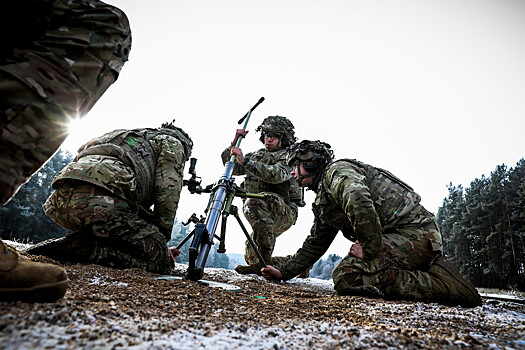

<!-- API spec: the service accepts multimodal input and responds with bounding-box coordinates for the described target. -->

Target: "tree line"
[436,158,525,291]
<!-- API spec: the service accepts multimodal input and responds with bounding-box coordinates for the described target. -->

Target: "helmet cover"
[286,140,334,172]
[255,116,297,146]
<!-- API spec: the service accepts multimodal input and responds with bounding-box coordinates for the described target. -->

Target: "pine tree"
[310,254,342,280]
[464,176,492,287]
[506,159,525,289]
[436,183,465,263]
[205,244,230,269]
[0,150,73,242]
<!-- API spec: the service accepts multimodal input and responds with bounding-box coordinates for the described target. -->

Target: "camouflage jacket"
[221,146,304,209]
[279,159,435,280]
[52,129,188,237]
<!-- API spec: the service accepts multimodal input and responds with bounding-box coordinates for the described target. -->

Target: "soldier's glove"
[231,129,249,145]
[263,192,282,205]
[169,247,181,267]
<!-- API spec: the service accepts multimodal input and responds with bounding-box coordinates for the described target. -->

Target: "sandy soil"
[1,245,524,349]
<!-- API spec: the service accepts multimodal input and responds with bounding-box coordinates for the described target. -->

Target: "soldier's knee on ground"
[333,264,364,293]
[332,263,385,298]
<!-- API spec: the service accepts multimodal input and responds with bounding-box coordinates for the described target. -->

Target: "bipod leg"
[175,229,195,250]
[218,211,227,253]
[230,206,267,266]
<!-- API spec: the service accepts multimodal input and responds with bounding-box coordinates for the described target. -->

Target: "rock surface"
[1,249,525,349]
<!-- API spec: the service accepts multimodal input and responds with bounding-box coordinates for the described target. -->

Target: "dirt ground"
[1,252,525,349]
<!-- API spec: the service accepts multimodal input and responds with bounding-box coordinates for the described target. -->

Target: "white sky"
[62,0,525,258]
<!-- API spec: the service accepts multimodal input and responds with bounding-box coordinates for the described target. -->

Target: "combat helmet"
[255,116,297,147]
[286,140,334,173]
[160,120,193,161]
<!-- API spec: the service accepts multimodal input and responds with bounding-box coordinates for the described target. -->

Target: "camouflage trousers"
[242,193,298,265]
[0,0,131,205]
[43,182,172,274]
[332,222,443,301]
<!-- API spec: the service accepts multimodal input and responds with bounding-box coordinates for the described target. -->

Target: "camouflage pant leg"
[45,185,171,274]
[0,0,130,205]
[242,193,298,265]
[332,223,442,301]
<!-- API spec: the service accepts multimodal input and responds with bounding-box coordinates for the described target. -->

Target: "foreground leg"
[0,0,130,204]
[235,199,275,275]
[0,239,68,302]
[236,194,297,275]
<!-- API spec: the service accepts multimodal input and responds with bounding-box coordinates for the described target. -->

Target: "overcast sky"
[62,0,525,258]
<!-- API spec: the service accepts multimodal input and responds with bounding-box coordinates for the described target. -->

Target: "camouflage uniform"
[279,159,443,301]
[29,127,192,274]
[0,0,131,205]
[221,146,304,266]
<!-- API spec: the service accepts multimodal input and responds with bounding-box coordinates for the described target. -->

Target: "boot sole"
[0,279,68,302]
[433,258,482,307]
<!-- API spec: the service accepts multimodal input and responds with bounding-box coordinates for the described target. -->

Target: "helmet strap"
[296,162,315,185]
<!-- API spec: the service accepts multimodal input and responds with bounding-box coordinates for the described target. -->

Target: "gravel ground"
[1,244,525,349]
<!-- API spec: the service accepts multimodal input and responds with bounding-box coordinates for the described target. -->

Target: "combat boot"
[235,249,272,275]
[428,256,482,307]
[26,230,94,262]
[235,261,265,275]
[0,239,68,302]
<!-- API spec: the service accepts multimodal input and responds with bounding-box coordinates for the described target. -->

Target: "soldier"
[221,116,306,275]
[27,122,193,274]
[1,0,131,302]
[262,140,482,307]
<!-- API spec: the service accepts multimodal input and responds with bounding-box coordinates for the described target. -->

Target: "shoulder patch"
[125,136,139,147]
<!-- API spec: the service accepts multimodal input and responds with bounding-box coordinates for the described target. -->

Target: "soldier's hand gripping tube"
[185,97,265,281]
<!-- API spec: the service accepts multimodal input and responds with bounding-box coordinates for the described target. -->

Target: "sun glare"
[61,116,85,153]
[67,117,82,134]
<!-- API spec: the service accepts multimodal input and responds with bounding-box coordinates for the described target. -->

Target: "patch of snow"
[3,239,33,251]
[89,275,128,287]
[285,277,335,293]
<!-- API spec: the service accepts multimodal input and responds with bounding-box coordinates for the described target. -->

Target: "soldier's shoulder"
[247,148,267,159]
[324,160,365,182]
[149,133,185,159]
[327,159,357,172]
[151,132,182,145]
